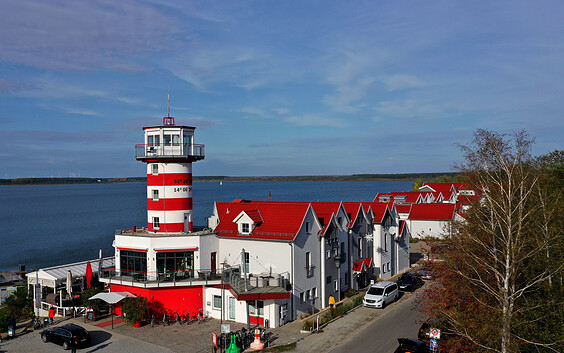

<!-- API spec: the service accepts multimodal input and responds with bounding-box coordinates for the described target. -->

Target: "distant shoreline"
[0,172,455,185]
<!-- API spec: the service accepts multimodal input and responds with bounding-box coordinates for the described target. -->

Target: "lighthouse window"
[152,190,159,201]
[172,135,180,145]
[148,135,160,146]
[152,164,158,175]
[183,135,191,145]
[153,217,160,229]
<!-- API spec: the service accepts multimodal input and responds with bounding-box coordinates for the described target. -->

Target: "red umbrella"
[86,262,93,289]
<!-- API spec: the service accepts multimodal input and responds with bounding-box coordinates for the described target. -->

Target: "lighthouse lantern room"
[135,115,205,233]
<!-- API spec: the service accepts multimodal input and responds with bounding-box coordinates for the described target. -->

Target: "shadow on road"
[88,330,112,346]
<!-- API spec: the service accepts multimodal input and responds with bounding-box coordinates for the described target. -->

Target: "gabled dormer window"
[241,223,250,234]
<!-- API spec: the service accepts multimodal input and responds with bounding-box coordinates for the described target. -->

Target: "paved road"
[0,326,173,353]
[329,291,423,353]
[291,285,427,353]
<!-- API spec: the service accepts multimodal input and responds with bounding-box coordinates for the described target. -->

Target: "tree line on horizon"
[0,172,458,185]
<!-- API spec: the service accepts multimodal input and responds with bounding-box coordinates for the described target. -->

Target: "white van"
[363,281,399,308]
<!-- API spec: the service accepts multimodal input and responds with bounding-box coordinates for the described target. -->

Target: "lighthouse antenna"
[163,92,175,125]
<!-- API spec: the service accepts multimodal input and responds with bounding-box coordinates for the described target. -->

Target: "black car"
[418,317,455,343]
[41,324,91,350]
[394,338,428,353]
[397,273,424,291]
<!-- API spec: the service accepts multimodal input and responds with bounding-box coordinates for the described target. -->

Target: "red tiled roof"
[399,220,406,235]
[420,183,454,193]
[365,202,390,223]
[342,202,363,227]
[243,209,263,223]
[395,204,412,214]
[352,258,372,272]
[214,202,310,241]
[408,203,457,221]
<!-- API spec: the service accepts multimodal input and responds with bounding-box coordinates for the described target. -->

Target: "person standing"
[70,338,78,353]
[48,306,55,325]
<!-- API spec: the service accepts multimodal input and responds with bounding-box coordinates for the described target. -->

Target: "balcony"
[99,264,290,296]
[135,143,205,161]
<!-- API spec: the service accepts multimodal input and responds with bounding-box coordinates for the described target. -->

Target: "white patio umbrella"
[66,270,73,296]
[89,292,137,329]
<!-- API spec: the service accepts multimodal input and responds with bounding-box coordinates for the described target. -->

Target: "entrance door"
[184,213,190,232]
[229,297,236,320]
[211,252,217,275]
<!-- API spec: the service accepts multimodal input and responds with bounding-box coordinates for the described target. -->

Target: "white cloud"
[381,74,425,91]
[284,114,346,128]
[0,0,175,72]
[375,99,445,119]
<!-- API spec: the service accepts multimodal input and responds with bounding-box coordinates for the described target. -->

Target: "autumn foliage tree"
[417,130,563,352]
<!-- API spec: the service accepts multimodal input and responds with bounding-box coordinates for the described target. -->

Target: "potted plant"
[121,296,149,327]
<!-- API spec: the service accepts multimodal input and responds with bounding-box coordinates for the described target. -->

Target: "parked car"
[418,317,455,342]
[397,273,424,291]
[415,268,433,280]
[41,324,91,350]
[363,281,398,308]
[394,338,429,353]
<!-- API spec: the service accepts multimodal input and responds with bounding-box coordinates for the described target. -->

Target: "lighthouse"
[135,115,205,233]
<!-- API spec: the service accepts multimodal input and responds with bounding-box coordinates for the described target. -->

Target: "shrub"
[81,288,105,312]
[122,296,149,324]
[344,288,358,298]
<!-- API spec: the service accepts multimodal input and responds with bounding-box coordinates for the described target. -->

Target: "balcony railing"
[100,265,290,292]
[135,143,205,160]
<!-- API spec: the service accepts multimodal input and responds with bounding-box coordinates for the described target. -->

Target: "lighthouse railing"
[135,143,205,159]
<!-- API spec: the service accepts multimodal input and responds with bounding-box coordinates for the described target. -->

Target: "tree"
[418,130,563,352]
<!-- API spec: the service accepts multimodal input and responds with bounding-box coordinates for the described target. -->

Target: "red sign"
[212,333,217,348]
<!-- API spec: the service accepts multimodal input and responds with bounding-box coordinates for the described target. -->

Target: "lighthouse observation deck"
[135,143,205,161]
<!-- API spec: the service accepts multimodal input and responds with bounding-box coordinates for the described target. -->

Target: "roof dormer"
[233,209,263,235]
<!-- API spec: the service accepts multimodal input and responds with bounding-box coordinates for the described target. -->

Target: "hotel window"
[358,238,362,258]
[151,164,158,175]
[311,287,317,299]
[306,290,310,301]
[334,280,338,292]
[156,251,194,280]
[213,295,222,309]
[119,250,147,275]
[326,250,331,259]
[153,217,160,229]
[305,221,310,233]
[244,251,250,273]
[249,300,264,316]
[305,252,312,277]
[326,275,332,285]
[152,190,159,201]
[299,292,304,303]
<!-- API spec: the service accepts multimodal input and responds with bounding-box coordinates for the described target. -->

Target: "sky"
[1,1,563,178]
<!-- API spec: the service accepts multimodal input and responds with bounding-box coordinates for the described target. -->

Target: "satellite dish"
[388,226,397,235]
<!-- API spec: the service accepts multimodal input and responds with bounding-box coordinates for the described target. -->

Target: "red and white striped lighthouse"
[135,115,205,233]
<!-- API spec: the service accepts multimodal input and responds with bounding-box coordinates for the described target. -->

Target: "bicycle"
[150,314,156,327]
[197,308,204,324]
[175,311,182,325]
[162,311,169,326]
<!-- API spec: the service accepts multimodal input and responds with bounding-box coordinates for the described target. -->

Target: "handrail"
[135,143,205,159]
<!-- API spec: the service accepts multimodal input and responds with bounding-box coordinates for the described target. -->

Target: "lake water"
[0,180,414,271]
